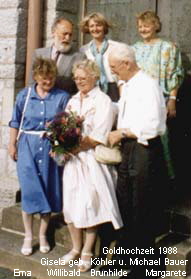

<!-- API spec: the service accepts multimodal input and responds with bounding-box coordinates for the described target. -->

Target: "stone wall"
[44,0,81,48]
[0,0,28,184]
[158,0,191,72]
[0,0,28,217]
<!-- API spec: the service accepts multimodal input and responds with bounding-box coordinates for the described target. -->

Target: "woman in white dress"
[61,59,123,272]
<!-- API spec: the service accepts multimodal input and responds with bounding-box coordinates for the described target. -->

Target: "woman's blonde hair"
[136,10,162,33]
[72,59,100,81]
[79,12,111,34]
[32,57,57,78]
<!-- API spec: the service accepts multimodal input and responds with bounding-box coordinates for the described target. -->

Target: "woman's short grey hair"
[109,44,136,63]
[72,59,100,80]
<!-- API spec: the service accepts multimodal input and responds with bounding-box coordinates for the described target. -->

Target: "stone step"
[168,197,191,236]
[2,204,191,278]
[0,266,36,279]
[1,204,170,239]
[1,204,71,249]
[156,233,191,277]
[1,204,117,257]
[1,228,191,279]
[0,229,121,279]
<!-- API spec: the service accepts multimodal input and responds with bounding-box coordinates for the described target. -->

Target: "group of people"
[8,10,184,279]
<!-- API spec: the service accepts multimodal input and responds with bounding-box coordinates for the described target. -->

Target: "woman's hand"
[8,143,18,161]
[8,127,19,161]
[49,150,71,162]
[49,150,56,158]
[70,146,81,155]
[78,136,98,152]
[167,99,176,118]
[167,89,177,118]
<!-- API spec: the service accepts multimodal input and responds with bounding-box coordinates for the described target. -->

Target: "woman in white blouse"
[61,59,123,272]
[80,12,123,102]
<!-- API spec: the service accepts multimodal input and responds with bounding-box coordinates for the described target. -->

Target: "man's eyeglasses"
[110,60,124,71]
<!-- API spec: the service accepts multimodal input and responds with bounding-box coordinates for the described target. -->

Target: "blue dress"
[9,85,70,214]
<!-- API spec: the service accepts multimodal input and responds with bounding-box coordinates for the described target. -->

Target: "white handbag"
[95,144,122,165]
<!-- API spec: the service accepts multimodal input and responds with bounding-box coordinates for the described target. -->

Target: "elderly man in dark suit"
[28,17,85,95]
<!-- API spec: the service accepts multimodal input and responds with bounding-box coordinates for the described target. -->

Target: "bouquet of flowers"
[46,110,84,165]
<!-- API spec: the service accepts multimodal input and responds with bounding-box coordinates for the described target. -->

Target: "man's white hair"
[109,43,136,63]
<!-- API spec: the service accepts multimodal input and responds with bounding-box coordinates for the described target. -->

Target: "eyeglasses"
[73,76,89,82]
[110,60,124,71]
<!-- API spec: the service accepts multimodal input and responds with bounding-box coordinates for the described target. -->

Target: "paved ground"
[0,176,21,278]
[0,176,191,279]
[0,267,36,279]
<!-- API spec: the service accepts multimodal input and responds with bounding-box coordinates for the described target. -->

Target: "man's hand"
[108,130,122,147]
[109,128,137,146]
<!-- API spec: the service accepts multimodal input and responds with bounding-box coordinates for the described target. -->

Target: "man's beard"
[54,38,72,53]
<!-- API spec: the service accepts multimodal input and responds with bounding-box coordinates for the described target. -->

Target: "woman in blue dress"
[8,57,70,256]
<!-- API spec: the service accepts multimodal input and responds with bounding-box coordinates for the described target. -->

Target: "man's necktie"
[54,50,60,64]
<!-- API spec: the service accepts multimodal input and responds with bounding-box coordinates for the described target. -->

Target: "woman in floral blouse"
[133,10,184,177]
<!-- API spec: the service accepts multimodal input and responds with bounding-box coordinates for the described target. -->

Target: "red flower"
[45,110,84,157]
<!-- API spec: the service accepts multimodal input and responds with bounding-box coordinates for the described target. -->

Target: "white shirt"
[117,70,166,145]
